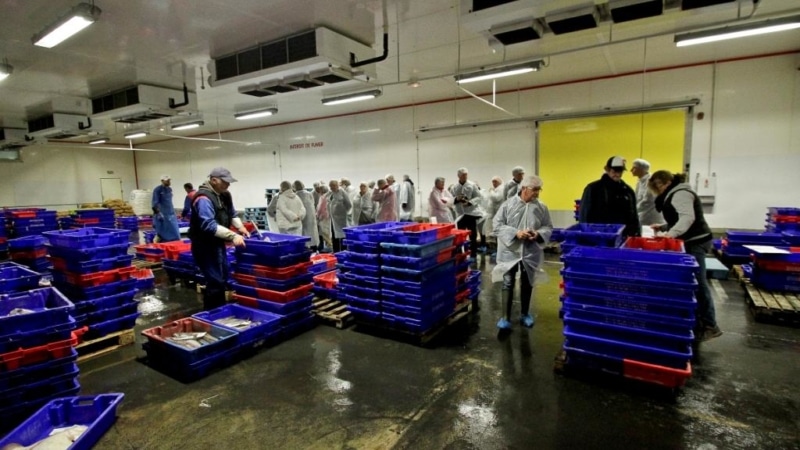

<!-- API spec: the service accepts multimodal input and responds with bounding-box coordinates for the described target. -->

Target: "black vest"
[189,187,232,244]
[658,183,711,244]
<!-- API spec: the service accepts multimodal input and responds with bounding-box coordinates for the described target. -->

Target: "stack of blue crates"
[0,218,7,254]
[573,199,581,222]
[8,236,50,273]
[721,231,786,263]
[45,228,139,340]
[231,232,316,337]
[748,247,800,294]
[72,209,116,229]
[193,304,283,354]
[765,207,800,233]
[561,223,625,256]
[116,216,138,232]
[340,222,409,323]
[0,265,80,426]
[4,209,58,238]
[560,242,698,386]
[161,242,209,285]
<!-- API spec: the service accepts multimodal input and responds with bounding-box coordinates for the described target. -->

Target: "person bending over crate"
[492,175,553,331]
[190,167,250,310]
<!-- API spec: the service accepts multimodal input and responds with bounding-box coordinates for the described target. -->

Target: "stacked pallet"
[60,209,116,230]
[8,236,50,273]
[45,228,139,341]
[0,264,79,426]
[231,232,316,337]
[560,235,696,389]
[244,207,269,231]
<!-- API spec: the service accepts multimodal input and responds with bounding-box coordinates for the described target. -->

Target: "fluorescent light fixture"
[321,89,382,106]
[124,131,148,139]
[234,108,278,120]
[455,61,543,84]
[32,3,102,48]
[88,137,109,145]
[0,61,12,82]
[171,120,204,131]
[675,15,800,47]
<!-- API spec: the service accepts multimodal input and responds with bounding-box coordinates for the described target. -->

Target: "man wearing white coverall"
[492,175,553,331]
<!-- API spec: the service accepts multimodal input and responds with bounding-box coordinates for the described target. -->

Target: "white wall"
[129,53,799,230]
[0,145,137,210]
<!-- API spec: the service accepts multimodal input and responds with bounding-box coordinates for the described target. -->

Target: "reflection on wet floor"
[75,255,800,449]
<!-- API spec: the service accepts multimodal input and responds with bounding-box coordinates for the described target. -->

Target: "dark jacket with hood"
[579,173,640,237]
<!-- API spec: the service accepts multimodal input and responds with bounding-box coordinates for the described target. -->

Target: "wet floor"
[77,254,800,450]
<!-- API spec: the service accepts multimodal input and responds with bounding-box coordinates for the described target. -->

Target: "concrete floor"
[76,254,800,450]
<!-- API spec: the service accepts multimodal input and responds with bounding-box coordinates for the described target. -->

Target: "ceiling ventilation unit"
[90,84,197,124]
[546,4,600,35]
[460,0,545,46]
[0,128,31,150]
[26,113,98,140]
[208,27,377,94]
[681,0,736,11]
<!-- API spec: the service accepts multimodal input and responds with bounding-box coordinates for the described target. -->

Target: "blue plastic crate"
[725,231,785,245]
[379,236,456,258]
[234,249,312,267]
[342,240,382,254]
[337,251,381,266]
[348,305,381,322]
[84,312,139,340]
[281,314,318,339]
[382,272,457,297]
[0,287,74,337]
[563,284,696,319]
[278,305,314,326]
[340,261,381,278]
[46,243,129,262]
[0,362,79,405]
[141,317,238,366]
[565,313,696,354]
[382,296,454,321]
[466,270,481,286]
[562,299,695,333]
[766,222,800,232]
[193,304,282,350]
[748,247,800,263]
[767,207,800,216]
[0,378,80,424]
[751,270,800,293]
[142,341,238,383]
[562,268,698,302]
[563,223,625,247]
[381,311,445,334]
[0,265,42,294]
[0,317,77,354]
[337,271,380,290]
[562,344,624,375]
[232,273,313,291]
[379,224,456,245]
[382,287,455,309]
[550,228,565,243]
[43,228,130,249]
[233,292,314,316]
[342,221,410,242]
[341,293,381,311]
[0,393,124,450]
[564,327,692,369]
[381,260,455,283]
[74,301,139,328]
[340,283,381,300]
[380,250,455,271]
[562,247,699,284]
[238,232,310,257]
[0,351,77,392]
[8,236,47,250]
[51,254,134,274]
[781,231,800,246]
[74,208,115,218]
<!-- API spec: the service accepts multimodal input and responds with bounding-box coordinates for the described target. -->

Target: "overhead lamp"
[124,131,148,139]
[321,89,382,106]
[455,61,543,84]
[32,2,102,48]
[675,15,800,47]
[171,120,204,131]
[234,108,278,120]
[88,137,109,144]
[0,60,12,82]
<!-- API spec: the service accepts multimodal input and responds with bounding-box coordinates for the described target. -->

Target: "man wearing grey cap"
[189,167,250,310]
[578,156,640,237]
[151,175,180,242]
[631,158,663,226]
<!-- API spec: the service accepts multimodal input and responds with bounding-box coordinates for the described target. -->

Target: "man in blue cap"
[189,167,250,310]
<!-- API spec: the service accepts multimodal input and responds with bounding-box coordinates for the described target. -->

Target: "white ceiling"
[0,0,798,145]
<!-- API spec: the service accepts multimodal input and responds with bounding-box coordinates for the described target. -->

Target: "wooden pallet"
[313,298,352,329]
[356,301,473,345]
[744,283,800,326]
[76,328,136,362]
[132,259,162,269]
[732,265,748,284]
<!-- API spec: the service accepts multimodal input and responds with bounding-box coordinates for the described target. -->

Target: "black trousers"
[502,262,533,318]
[331,222,343,253]
[192,242,229,311]
[457,215,479,255]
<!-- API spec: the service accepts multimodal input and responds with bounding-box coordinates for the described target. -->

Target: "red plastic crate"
[74,217,100,224]
[161,241,192,260]
[6,210,38,219]
[10,248,47,260]
[456,270,469,286]
[232,282,313,303]
[59,266,135,288]
[236,261,311,280]
[0,332,78,372]
[623,358,692,388]
[455,289,470,306]
[399,223,455,240]
[313,271,338,289]
[623,237,685,252]
[451,229,470,246]
[135,253,162,262]
[310,253,337,269]
[455,251,470,265]
[770,214,800,223]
